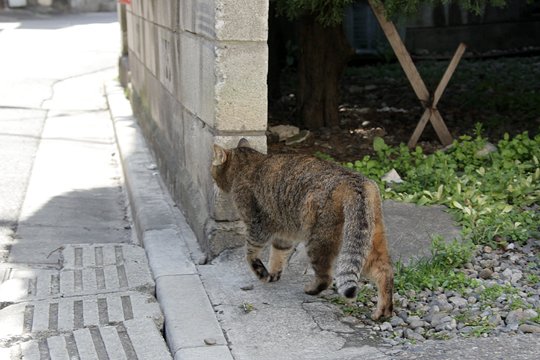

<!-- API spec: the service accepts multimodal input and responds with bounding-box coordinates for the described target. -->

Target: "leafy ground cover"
[342,126,540,246]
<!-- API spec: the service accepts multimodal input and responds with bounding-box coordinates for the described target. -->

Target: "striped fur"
[211,140,394,320]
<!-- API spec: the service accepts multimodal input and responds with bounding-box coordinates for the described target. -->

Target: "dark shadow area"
[8,187,131,265]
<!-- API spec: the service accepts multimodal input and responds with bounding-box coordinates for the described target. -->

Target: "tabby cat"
[211,139,393,320]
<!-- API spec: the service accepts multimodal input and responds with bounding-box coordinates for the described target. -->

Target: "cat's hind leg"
[245,213,273,282]
[304,231,340,295]
[361,227,394,320]
[246,240,270,281]
[268,239,294,282]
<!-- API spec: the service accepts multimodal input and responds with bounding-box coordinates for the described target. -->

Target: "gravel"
[338,239,540,347]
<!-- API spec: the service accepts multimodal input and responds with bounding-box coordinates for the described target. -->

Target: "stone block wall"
[124,0,268,257]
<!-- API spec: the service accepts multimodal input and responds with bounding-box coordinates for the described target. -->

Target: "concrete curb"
[105,81,234,360]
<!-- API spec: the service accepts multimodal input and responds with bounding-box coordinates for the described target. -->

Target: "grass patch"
[394,237,477,294]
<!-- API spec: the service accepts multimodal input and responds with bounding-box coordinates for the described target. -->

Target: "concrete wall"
[123,1,268,258]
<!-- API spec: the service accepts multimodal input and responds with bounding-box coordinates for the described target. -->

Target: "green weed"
[394,237,477,294]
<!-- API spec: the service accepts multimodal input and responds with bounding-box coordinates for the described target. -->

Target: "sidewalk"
[0,11,171,359]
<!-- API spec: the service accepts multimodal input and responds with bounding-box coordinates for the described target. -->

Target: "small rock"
[479,268,493,279]
[285,130,311,145]
[523,309,538,320]
[511,270,523,284]
[268,125,299,142]
[506,243,516,250]
[519,324,540,333]
[404,328,425,341]
[483,246,493,253]
[488,314,502,327]
[341,316,360,325]
[390,316,405,327]
[431,314,452,328]
[467,296,478,304]
[398,310,408,322]
[240,284,254,291]
[380,322,393,331]
[382,169,403,184]
[436,300,454,312]
[502,268,513,281]
[449,296,468,308]
[406,315,421,324]
[204,338,217,346]
[506,309,523,325]
[409,319,425,330]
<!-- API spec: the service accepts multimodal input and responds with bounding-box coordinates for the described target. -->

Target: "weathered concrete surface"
[383,200,462,264]
[199,246,389,360]
[0,11,171,359]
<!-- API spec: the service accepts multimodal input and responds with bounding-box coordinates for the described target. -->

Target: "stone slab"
[0,318,171,360]
[142,229,197,278]
[383,200,462,264]
[156,275,228,354]
[0,292,163,339]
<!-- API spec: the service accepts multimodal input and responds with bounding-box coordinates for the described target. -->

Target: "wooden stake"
[368,0,465,148]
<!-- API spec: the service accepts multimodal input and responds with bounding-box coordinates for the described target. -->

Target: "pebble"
[449,296,468,308]
[390,316,405,327]
[519,324,540,333]
[404,328,425,341]
[479,268,493,279]
[204,338,217,346]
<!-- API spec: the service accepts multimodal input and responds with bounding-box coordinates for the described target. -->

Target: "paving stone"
[0,318,171,360]
[0,258,154,302]
[62,244,149,269]
[0,292,163,340]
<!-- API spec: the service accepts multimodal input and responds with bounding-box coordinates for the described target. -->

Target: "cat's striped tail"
[335,180,380,299]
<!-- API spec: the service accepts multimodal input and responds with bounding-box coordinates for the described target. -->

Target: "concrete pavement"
[0,11,170,359]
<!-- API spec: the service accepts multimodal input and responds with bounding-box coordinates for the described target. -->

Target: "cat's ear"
[237,138,251,148]
[212,144,228,166]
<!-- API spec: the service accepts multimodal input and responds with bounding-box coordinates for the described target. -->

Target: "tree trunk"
[296,14,353,130]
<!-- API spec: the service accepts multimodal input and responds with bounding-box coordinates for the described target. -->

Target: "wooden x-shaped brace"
[368,0,466,148]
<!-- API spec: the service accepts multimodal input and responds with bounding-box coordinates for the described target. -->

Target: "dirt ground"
[268,55,540,162]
